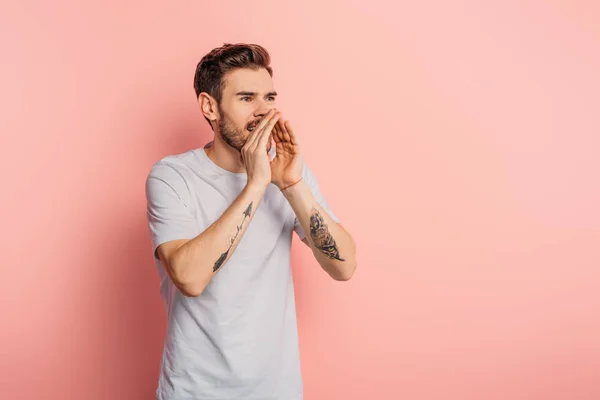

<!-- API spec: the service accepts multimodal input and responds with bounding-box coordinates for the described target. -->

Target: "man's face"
[215,67,277,152]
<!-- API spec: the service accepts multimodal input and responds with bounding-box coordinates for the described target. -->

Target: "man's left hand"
[270,115,304,190]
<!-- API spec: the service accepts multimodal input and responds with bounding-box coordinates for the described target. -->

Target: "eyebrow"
[235,91,278,97]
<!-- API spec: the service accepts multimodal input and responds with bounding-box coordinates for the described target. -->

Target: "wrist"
[279,178,307,196]
[245,180,269,195]
[276,176,303,191]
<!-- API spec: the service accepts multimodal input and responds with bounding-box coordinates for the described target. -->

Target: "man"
[145,43,357,400]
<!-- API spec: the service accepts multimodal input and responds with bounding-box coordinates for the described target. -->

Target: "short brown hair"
[194,43,273,127]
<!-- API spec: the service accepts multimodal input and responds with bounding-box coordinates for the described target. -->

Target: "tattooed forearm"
[213,202,253,272]
[309,206,345,261]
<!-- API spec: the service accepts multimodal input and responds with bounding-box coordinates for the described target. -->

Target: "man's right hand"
[240,108,281,189]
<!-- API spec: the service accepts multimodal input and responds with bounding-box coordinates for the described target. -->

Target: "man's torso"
[149,146,304,400]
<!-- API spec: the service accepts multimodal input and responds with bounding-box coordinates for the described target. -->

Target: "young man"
[145,43,357,400]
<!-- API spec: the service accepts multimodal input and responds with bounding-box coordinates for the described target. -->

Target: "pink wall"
[2,1,599,399]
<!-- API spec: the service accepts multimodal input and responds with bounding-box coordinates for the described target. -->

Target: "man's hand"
[270,115,304,189]
[240,109,281,190]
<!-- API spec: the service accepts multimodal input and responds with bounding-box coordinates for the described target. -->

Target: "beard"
[217,105,273,153]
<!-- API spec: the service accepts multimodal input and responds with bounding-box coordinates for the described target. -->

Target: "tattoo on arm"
[213,202,253,272]
[309,206,345,261]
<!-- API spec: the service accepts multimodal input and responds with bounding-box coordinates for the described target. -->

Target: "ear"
[199,93,219,123]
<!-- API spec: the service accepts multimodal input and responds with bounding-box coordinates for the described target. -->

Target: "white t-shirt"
[145,142,340,400]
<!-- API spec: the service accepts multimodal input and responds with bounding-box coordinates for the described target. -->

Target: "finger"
[275,117,286,142]
[245,109,275,149]
[279,119,292,143]
[251,109,277,137]
[243,125,261,151]
[256,113,280,152]
[284,120,298,145]
[244,109,274,150]
[272,124,282,143]
[256,112,280,151]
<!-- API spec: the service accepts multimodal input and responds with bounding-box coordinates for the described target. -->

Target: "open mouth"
[247,122,260,132]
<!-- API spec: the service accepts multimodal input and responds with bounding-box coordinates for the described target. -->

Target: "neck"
[204,135,246,174]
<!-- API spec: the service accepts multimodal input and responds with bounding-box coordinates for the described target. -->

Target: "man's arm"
[155,109,282,297]
[268,114,356,280]
[282,180,357,281]
[156,183,266,297]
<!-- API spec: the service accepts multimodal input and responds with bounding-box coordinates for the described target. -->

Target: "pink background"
[2,1,599,399]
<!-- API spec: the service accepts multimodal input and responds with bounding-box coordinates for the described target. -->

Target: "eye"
[267,96,275,101]
[241,96,252,102]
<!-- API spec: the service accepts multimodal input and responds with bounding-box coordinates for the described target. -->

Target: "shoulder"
[145,151,198,202]
[146,148,202,183]
[147,158,183,182]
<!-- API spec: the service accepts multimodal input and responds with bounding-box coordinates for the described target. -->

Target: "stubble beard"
[217,106,272,153]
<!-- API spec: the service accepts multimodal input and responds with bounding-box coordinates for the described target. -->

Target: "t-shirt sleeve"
[294,163,341,241]
[145,162,198,260]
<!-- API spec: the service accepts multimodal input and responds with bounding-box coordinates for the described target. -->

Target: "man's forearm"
[281,180,356,280]
[171,183,267,294]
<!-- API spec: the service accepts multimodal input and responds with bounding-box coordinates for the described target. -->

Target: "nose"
[254,100,276,118]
